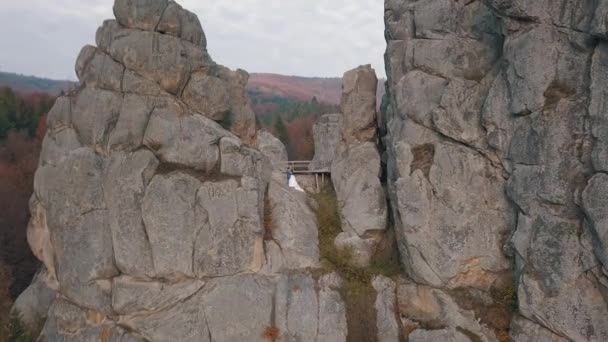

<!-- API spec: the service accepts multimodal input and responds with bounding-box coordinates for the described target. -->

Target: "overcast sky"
[0,0,386,81]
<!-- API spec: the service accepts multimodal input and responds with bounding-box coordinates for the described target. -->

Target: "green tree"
[273,116,290,154]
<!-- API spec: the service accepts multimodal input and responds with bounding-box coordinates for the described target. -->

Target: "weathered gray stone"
[341,65,378,144]
[11,267,56,331]
[53,209,117,314]
[583,173,608,266]
[275,274,319,341]
[212,65,257,143]
[113,0,169,31]
[46,96,72,131]
[510,315,570,342]
[257,130,288,165]
[409,329,469,342]
[72,87,123,152]
[202,274,274,342]
[373,276,400,342]
[122,69,164,96]
[112,276,205,315]
[332,142,387,237]
[383,2,608,339]
[393,140,513,288]
[34,148,107,231]
[143,102,229,171]
[120,290,209,342]
[108,94,156,151]
[39,128,82,167]
[104,28,212,94]
[193,178,265,277]
[219,136,272,182]
[182,72,231,121]
[318,273,348,342]
[31,150,121,313]
[76,47,124,91]
[26,198,57,286]
[590,43,608,172]
[157,1,206,46]
[267,171,319,270]
[396,280,495,342]
[142,172,205,278]
[104,150,158,277]
[311,114,342,170]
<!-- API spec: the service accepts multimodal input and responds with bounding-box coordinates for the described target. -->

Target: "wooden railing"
[273,161,330,174]
[274,160,331,191]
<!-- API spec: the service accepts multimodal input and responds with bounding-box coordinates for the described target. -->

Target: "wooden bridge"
[274,161,330,191]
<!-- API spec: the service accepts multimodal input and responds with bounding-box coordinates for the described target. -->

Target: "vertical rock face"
[331,65,388,266]
[383,0,608,340]
[17,1,347,341]
[311,113,342,170]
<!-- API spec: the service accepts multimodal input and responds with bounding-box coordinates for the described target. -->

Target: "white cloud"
[0,0,386,80]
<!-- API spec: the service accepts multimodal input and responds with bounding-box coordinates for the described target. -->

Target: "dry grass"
[410,144,435,179]
[311,188,402,342]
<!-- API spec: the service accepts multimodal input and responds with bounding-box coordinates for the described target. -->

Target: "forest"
[0,87,52,322]
[250,90,339,160]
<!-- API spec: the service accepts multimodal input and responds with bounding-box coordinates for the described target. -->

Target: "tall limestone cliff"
[383,0,608,341]
[17,1,347,341]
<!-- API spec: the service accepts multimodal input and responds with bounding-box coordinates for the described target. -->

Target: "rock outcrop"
[257,130,288,165]
[16,1,347,341]
[311,113,342,170]
[383,0,608,340]
[15,0,608,340]
[331,65,388,266]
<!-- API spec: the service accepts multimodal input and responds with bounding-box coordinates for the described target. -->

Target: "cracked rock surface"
[15,1,346,341]
[383,0,608,340]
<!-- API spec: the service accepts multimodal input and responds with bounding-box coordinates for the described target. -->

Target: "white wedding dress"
[288,175,305,192]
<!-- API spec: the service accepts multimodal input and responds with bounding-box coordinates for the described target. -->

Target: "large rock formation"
[15,0,608,340]
[311,113,342,170]
[331,65,388,266]
[383,0,608,340]
[16,1,347,340]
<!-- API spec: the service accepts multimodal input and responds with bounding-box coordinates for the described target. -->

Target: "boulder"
[104,150,158,277]
[383,0,608,340]
[311,113,342,170]
[143,103,229,172]
[157,1,206,46]
[373,276,400,342]
[341,65,378,144]
[182,72,231,121]
[318,273,348,342]
[257,130,288,165]
[266,171,319,270]
[201,274,274,342]
[113,0,169,31]
[11,268,56,331]
[193,178,265,277]
[141,172,205,278]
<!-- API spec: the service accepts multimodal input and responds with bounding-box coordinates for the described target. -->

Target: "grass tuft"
[311,187,402,341]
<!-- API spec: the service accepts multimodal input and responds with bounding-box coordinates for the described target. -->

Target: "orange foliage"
[286,116,316,160]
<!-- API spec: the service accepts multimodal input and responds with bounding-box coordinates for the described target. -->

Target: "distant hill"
[248,73,343,105]
[0,72,73,95]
